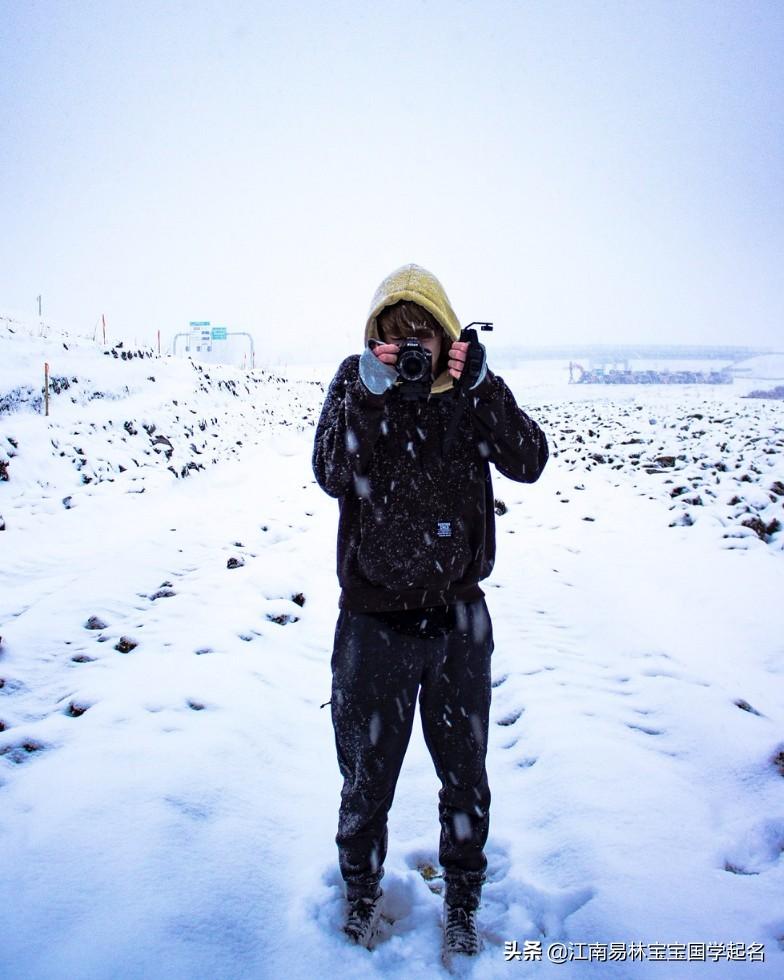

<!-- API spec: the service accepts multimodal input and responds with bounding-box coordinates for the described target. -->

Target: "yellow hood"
[364,264,461,394]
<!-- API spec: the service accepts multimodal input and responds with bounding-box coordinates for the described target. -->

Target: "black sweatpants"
[330,599,494,909]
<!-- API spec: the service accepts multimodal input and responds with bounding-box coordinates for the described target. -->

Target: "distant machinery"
[570,363,733,385]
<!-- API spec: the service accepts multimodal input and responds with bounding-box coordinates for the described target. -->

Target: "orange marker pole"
[157,330,161,355]
[102,314,106,346]
[44,362,50,416]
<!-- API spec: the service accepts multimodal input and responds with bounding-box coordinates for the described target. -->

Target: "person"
[312,263,548,957]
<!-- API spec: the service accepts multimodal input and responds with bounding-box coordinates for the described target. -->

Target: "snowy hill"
[732,353,784,381]
[1,314,783,979]
[1,313,323,531]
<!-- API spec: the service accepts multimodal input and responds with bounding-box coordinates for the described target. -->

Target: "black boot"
[443,902,480,957]
[343,888,384,948]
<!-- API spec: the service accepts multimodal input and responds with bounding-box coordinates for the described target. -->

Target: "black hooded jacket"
[312,355,548,612]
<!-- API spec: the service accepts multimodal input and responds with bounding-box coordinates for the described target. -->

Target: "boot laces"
[344,894,381,944]
[444,905,479,954]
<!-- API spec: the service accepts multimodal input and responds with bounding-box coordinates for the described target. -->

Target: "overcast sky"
[1,0,782,360]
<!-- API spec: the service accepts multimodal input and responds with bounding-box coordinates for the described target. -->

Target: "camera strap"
[442,327,481,457]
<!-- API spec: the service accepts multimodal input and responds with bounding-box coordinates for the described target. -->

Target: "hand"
[371,342,399,368]
[448,341,469,380]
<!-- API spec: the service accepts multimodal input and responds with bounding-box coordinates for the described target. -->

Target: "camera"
[395,339,432,383]
[394,339,432,400]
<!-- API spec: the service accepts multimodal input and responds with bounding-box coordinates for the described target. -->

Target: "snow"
[1,313,783,978]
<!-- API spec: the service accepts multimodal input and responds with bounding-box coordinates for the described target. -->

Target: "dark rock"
[0,739,45,763]
[0,459,9,481]
[723,862,758,876]
[62,496,73,509]
[187,700,205,710]
[746,385,784,400]
[770,481,784,498]
[494,498,507,516]
[227,557,245,569]
[741,516,767,540]
[655,456,676,467]
[772,747,784,777]
[114,637,138,653]
[267,613,299,625]
[734,699,762,716]
[292,593,306,607]
[85,616,107,630]
[123,421,137,436]
[67,702,89,717]
[71,654,96,663]
[152,434,173,453]
[150,588,176,599]
[49,375,76,395]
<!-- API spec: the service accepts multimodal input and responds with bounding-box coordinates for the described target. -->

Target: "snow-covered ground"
[2,314,783,979]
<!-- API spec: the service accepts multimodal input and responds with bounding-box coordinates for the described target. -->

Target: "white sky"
[1,0,782,360]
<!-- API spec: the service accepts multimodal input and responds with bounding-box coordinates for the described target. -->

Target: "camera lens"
[397,343,431,383]
[398,352,423,381]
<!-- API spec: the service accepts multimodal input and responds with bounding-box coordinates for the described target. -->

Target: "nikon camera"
[395,339,432,400]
